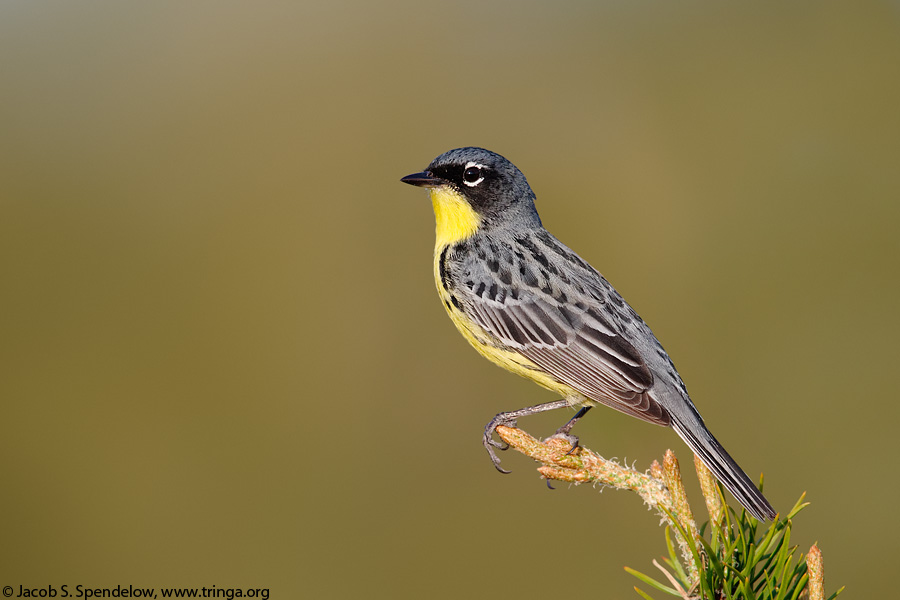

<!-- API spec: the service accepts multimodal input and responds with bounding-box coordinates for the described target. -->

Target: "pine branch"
[494,425,842,600]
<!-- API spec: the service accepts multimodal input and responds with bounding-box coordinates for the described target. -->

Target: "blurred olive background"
[2,1,898,597]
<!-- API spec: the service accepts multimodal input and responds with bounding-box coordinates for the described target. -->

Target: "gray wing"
[450,234,671,426]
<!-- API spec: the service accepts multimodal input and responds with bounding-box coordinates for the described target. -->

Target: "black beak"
[400,171,444,188]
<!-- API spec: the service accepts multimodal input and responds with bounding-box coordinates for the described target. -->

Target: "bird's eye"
[462,164,484,187]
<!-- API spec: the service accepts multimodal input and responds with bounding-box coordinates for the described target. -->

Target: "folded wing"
[464,284,670,426]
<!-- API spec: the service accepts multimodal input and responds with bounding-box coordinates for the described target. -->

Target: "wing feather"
[460,278,668,425]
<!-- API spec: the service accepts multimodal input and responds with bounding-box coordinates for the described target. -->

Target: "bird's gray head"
[401,147,542,229]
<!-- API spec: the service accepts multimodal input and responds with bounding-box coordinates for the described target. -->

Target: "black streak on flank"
[439,247,450,291]
[450,295,463,311]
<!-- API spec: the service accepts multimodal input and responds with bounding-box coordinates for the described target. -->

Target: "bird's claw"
[487,438,509,450]
[483,413,518,473]
[480,400,578,474]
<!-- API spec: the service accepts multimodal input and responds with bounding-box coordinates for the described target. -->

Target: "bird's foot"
[545,431,582,456]
[483,413,517,474]
[481,399,574,473]
[548,404,591,455]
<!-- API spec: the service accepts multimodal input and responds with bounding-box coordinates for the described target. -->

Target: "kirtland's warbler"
[402,147,776,521]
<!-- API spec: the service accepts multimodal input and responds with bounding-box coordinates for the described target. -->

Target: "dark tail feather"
[671,415,776,521]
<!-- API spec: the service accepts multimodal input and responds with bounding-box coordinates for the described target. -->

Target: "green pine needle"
[633,587,657,600]
[624,567,680,595]
[627,492,841,600]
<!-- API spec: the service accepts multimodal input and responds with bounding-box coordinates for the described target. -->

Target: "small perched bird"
[401,147,776,521]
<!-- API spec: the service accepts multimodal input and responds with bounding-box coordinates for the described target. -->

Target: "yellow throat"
[430,186,481,249]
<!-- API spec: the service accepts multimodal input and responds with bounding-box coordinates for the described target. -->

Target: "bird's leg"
[483,399,571,473]
[549,405,592,455]
[555,405,592,436]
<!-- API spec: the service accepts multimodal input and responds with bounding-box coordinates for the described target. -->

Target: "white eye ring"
[462,161,486,187]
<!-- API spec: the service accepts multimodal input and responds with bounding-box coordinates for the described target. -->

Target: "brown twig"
[495,425,701,583]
